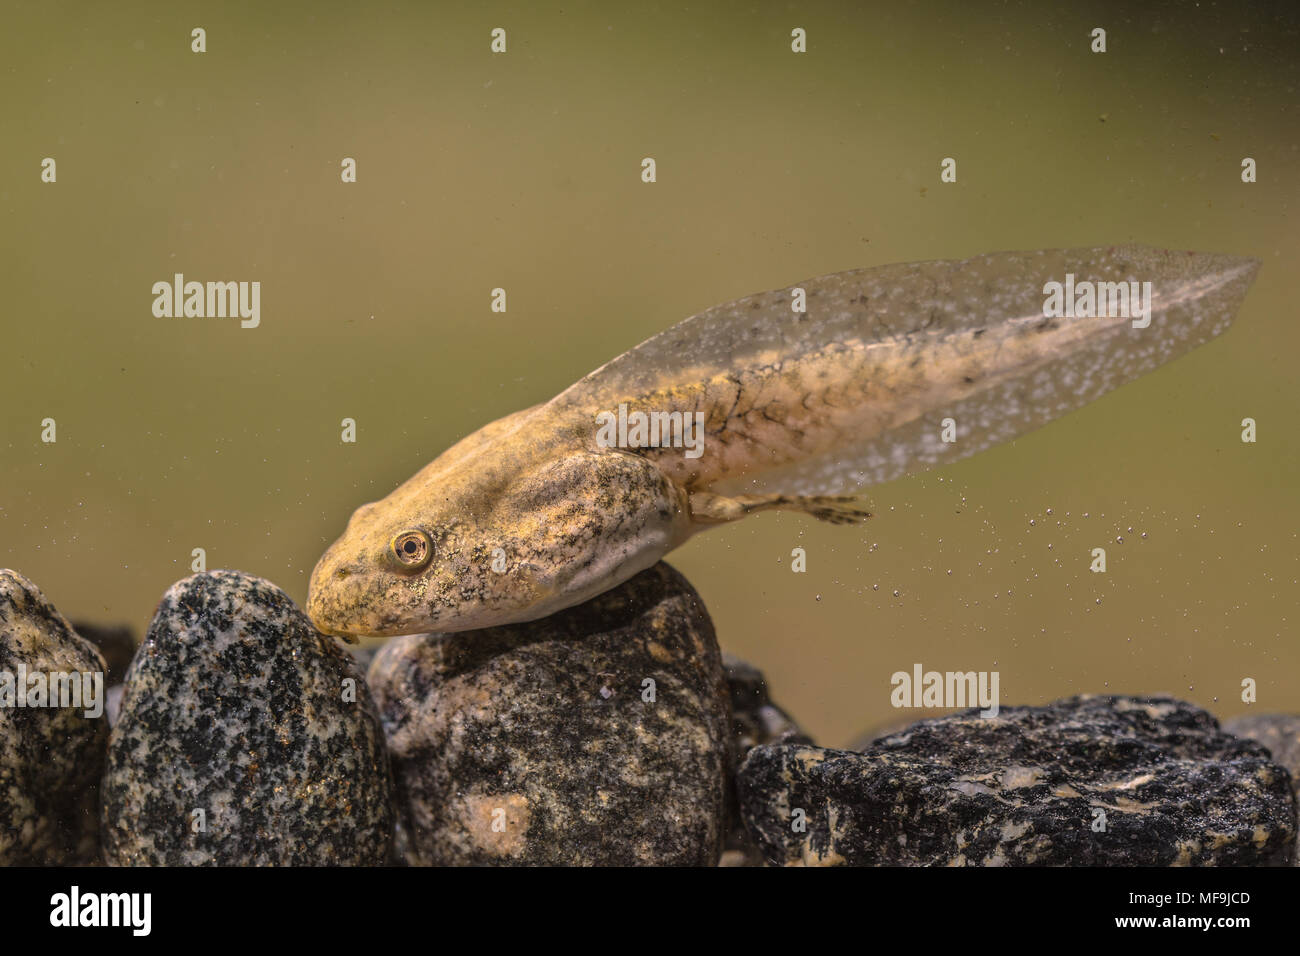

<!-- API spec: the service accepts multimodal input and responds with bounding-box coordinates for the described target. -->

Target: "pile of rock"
[739,696,1295,865]
[1,563,1296,866]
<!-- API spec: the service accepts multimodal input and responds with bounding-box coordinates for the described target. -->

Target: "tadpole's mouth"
[305,551,364,638]
[305,588,353,640]
[306,551,433,640]
[315,622,360,642]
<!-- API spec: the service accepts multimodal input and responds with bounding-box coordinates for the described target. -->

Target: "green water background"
[2,1,1297,746]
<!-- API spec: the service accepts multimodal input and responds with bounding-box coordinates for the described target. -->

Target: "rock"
[105,685,124,728]
[738,694,1296,866]
[719,653,811,866]
[69,622,135,686]
[0,570,108,865]
[369,562,730,866]
[347,643,378,673]
[73,624,135,732]
[846,718,919,753]
[1224,713,1300,778]
[723,653,812,755]
[1224,713,1300,866]
[100,570,394,865]
[389,817,413,867]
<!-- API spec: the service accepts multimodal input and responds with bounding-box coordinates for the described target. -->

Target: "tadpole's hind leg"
[689,491,872,526]
[793,495,874,525]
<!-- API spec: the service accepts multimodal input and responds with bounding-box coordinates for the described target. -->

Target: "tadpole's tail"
[710,246,1259,495]
[553,245,1260,497]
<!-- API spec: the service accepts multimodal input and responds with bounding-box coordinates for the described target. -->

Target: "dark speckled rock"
[0,570,108,865]
[724,653,811,756]
[1224,713,1300,866]
[720,653,811,866]
[738,694,1296,866]
[100,570,394,865]
[368,562,731,866]
[1224,714,1300,778]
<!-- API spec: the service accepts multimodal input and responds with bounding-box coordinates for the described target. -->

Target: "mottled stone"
[347,644,378,673]
[389,817,413,867]
[77,623,136,732]
[100,570,394,865]
[847,718,918,753]
[0,570,108,865]
[720,653,810,866]
[69,622,136,686]
[1224,713,1300,866]
[105,685,124,728]
[724,653,812,756]
[369,562,730,866]
[1224,713,1300,779]
[739,694,1296,866]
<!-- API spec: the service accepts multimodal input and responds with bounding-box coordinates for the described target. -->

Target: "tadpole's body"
[307,245,1259,639]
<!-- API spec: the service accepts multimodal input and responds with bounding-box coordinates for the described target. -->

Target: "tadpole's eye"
[390,530,432,570]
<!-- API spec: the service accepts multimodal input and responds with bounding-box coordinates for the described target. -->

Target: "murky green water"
[2,3,1297,746]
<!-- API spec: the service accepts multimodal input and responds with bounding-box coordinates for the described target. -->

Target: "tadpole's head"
[305,489,552,640]
[307,441,689,640]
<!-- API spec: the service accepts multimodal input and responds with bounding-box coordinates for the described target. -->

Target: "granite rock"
[1224,713,1300,778]
[100,570,394,865]
[347,644,378,673]
[105,685,124,728]
[739,694,1296,866]
[369,561,731,866]
[720,653,810,866]
[0,570,108,865]
[723,653,812,756]
[847,717,921,753]
[1224,712,1300,866]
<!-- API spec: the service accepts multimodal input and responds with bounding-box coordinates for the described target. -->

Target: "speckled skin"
[367,562,731,866]
[0,569,107,865]
[1224,713,1300,866]
[308,245,1258,639]
[99,571,394,865]
[738,695,1295,866]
